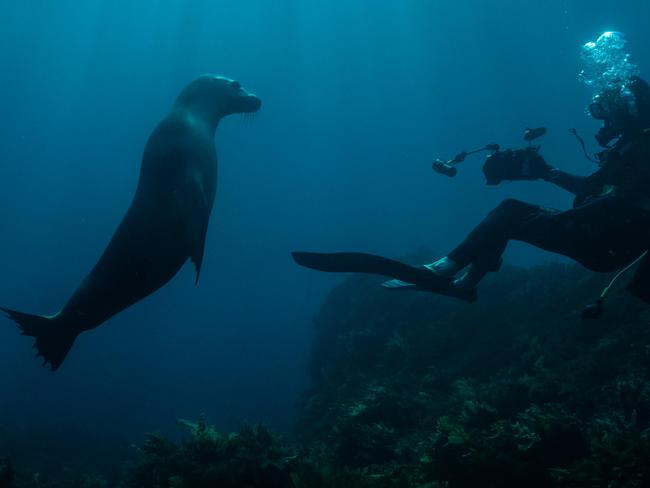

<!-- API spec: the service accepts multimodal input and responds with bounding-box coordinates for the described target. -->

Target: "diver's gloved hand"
[482,147,552,185]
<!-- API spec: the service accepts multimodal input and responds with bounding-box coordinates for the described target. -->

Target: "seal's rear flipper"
[291,251,453,293]
[1,307,76,371]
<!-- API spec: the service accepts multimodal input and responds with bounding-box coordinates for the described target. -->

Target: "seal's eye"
[230,81,241,90]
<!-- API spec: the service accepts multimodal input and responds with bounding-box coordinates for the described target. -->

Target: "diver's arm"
[483,149,591,195]
[541,168,588,195]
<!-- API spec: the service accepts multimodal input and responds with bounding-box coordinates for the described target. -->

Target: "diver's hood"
[593,76,650,146]
[579,32,649,146]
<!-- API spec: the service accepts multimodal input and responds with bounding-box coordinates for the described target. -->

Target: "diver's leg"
[443,199,549,290]
[507,196,650,272]
[382,199,544,293]
[384,196,650,298]
[450,196,650,290]
[448,199,544,271]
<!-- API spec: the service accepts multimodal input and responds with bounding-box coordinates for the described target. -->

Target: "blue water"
[1,0,649,472]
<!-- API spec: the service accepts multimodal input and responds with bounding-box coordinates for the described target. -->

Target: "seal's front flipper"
[1,307,77,371]
[291,252,452,294]
[183,173,210,283]
[188,211,209,283]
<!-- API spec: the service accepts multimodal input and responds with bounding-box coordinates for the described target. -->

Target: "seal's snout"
[233,85,261,114]
[181,75,262,118]
[226,79,261,114]
[242,94,262,113]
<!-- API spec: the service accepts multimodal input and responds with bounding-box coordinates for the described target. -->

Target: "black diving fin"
[291,251,456,295]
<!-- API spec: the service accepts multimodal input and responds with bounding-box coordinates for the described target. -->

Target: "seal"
[2,75,261,370]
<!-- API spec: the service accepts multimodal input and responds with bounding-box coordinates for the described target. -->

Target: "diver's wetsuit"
[291,129,650,302]
[447,129,650,282]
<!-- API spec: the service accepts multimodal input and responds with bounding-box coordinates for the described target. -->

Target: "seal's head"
[175,74,261,124]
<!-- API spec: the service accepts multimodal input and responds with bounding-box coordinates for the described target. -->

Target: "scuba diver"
[292,32,650,317]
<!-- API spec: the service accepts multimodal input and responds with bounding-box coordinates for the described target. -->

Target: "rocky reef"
[3,257,650,487]
[296,257,650,487]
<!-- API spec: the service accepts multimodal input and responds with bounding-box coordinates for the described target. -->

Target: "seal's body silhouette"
[3,75,261,370]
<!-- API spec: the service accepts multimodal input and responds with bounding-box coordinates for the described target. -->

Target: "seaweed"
[0,458,15,488]
[5,258,650,487]
[126,418,299,488]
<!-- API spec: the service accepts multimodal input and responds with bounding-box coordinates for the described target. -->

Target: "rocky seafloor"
[3,256,650,487]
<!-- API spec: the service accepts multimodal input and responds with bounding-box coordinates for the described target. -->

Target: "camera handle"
[432,126,547,178]
[432,144,500,177]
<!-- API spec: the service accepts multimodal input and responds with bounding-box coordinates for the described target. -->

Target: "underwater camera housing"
[432,127,547,184]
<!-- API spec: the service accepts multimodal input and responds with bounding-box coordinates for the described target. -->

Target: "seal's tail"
[1,307,76,371]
